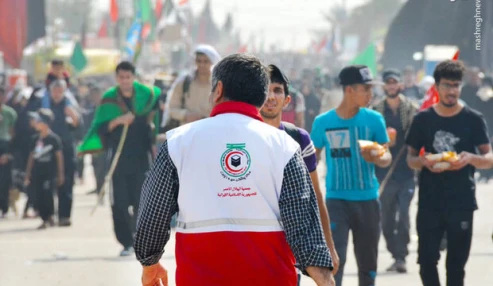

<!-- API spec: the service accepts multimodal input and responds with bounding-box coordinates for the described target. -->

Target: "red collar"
[210,101,264,122]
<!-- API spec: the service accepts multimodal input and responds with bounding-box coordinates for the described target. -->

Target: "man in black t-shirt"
[406,60,493,286]
[25,109,64,230]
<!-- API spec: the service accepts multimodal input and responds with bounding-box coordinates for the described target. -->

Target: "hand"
[329,247,340,275]
[119,113,135,126]
[420,154,445,173]
[361,148,377,163]
[0,154,8,165]
[24,177,31,187]
[449,151,474,171]
[306,266,335,286]
[142,263,168,286]
[184,111,202,123]
[387,127,397,147]
[64,106,75,117]
[57,175,65,187]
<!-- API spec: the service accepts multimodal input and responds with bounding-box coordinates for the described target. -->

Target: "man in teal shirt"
[0,87,18,217]
[311,65,392,286]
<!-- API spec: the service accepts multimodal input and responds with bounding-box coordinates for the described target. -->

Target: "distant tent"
[382,0,493,71]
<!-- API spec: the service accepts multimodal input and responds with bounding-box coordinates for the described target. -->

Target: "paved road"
[1,162,493,285]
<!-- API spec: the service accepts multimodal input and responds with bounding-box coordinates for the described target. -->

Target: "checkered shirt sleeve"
[134,141,179,266]
[279,150,333,274]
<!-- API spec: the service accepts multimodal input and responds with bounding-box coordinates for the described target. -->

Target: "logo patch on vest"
[220,143,251,181]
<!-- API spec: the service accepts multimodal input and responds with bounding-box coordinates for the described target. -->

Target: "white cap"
[195,44,221,65]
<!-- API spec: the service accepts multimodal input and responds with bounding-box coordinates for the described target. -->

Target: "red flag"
[238,45,248,53]
[110,0,118,23]
[142,23,152,40]
[420,84,439,111]
[0,0,27,68]
[178,0,189,6]
[315,37,328,53]
[452,50,460,61]
[97,19,108,38]
[155,0,163,19]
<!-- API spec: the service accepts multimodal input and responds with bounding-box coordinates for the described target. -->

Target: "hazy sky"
[97,0,369,51]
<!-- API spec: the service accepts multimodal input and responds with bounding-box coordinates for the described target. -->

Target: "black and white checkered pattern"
[135,141,179,266]
[280,150,333,273]
[134,143,333,272]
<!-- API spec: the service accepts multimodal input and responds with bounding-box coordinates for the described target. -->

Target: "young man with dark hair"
[406,60,493,286]
[311,65,392,286]
[25,109,64,229]
[261,64,340,277]
[135,54,334,286]
[78,61,160,257]
[371,69,418,273]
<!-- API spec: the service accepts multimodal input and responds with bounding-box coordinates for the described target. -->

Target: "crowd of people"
[1,45,493,286]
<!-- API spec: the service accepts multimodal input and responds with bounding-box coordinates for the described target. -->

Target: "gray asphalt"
[1,160,492,286]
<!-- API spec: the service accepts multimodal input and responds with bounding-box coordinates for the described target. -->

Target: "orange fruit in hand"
[387,127,397,142]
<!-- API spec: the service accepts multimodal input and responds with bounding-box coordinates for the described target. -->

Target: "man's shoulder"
[399,94,419,110]
[102,87,118,99]
[462,105,485,120]
[314,109,336,122]
[361,107,384,121]
[47,132,62,143]
[409,107,435,125]
[281,122,311,146]
[173,74,194,87]
[2,105,17,116]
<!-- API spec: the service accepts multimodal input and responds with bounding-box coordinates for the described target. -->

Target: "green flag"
[351,43,377,76]
[70,41,87,73]
[135,0,156,41]
[138,0,153,23]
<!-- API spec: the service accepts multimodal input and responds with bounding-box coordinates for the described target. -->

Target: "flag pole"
[90,123,129,216]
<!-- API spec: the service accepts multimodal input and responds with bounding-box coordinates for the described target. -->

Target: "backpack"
[162,75,192,132]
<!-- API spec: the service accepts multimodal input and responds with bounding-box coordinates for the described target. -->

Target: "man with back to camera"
[311,65,392,286]
[406,60,493,286]
[135,54,334,286]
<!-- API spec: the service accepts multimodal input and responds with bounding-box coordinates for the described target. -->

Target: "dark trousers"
[58,144,75,219]
[327,199,381,286]
[380,178,415,261]
[92,153,106,194]
[111,170,146,248]
[0,143,11,215]
[0,160,11,215]
[417,209,473,286]
[33,174,55,221]
[76,155,84,180]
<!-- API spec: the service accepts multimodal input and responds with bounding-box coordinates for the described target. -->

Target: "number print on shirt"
[433,130,460,152]
[326,128,352,158]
